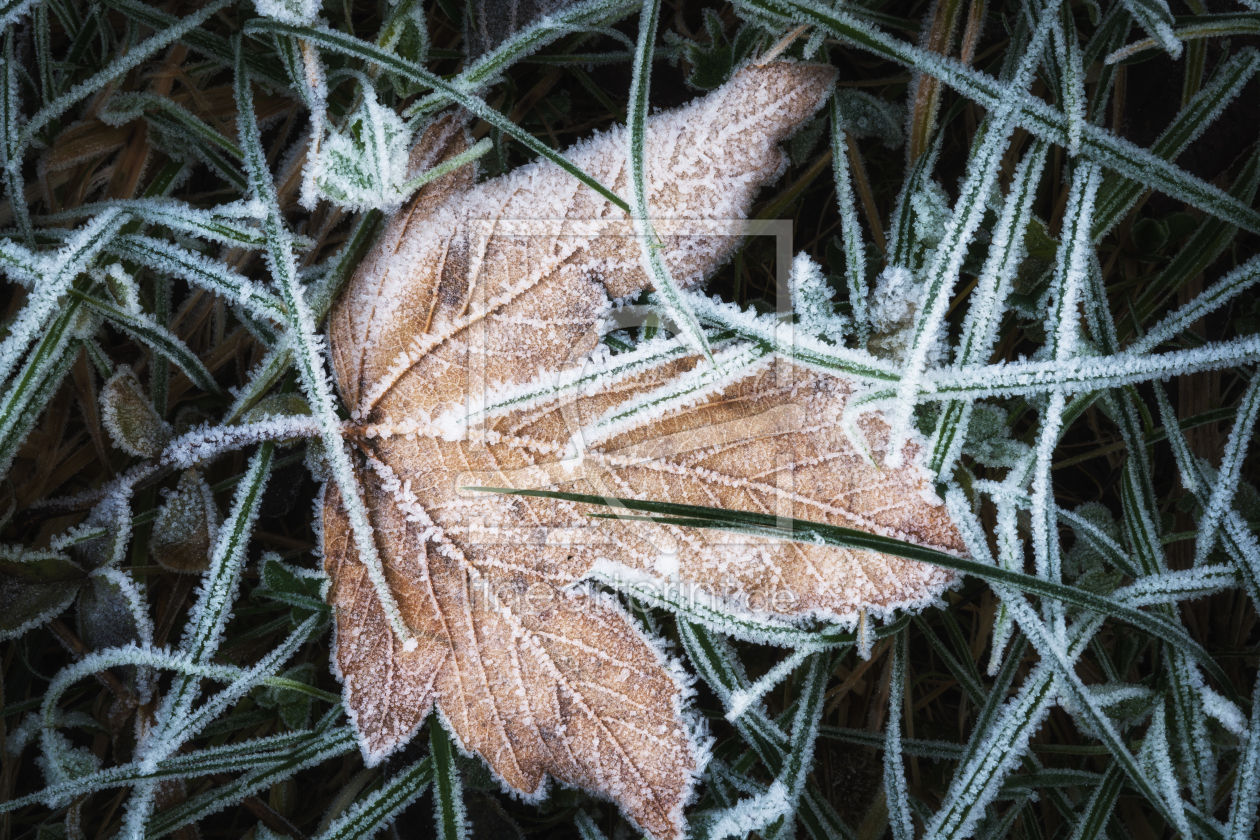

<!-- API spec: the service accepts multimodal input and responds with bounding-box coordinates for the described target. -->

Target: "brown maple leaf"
[321,62,962,840]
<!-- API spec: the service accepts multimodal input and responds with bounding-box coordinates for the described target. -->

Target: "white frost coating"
[1201,684,1247,738]
[789,252,848,344]
[1130,253,1260,356]
[1227,672,1260,840]
[161,416,324,468]
[921,333,1260,397]
[0,209,125,393]
[724,647,811,722]
[253,0,321,25]
[1194,375,1260,566]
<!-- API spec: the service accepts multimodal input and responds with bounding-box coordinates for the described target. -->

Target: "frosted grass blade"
[818,726,966,761]
[1124,146,1260,340]
[1130,254,1260,354]
[21,0,234,145]
[0,209,125,394]
[919,334,1260,397]
[886,13,1056,456]
[1165,649,1215,812]
[0,235,40,286]
[316,758,434,840]
[488,487,1231,686]
[3,728,359,812]
[628,0,712,362]
[1091,48,1258,238]
[102,0,290,87]
[0,298,84,478]
[1193,374,1260,565]
[1226,671,1260,840]
[829,96,868,345]
[108,235,286,320]
[44,199,265,248]
[235,36,413,648]
[884,632,913,840]
[1117,0,1181,57]
[430,718,467,840]
[140,727,357,840]
[927,140,1050,477]
[686,294,901,382]
[1,31,30,244]
[1068,763,1124,840]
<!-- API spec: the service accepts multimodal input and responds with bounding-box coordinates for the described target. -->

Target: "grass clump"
[0,1,1258,840]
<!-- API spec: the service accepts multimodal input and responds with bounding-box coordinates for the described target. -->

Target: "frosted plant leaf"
[312,85,412,211]
[76,568,155,701]
[910,180,952,253]
[100,366,171,459]
[150,470,221,574]
[321,63,961,840]
[258,663,318,729]
[310,86,484,212]
[961,403,1031,469]
[789,252,849,344]
[1061,501,1121,577]
[833,89,904,148]
[76,567,153,651]
[0,548,85,642]
[866,265,944,364]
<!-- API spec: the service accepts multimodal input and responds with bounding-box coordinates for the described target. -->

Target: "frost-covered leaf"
[321,63,961,840]
[100,365,171,459]
[962,403,1031,469]
[466,0,584,58]
[150,470,220,574]
[312,94,493,212]
[669,11,764,90]
[1062,502,1121,577]
[258,663,317,729]
[77,567,152,650]
[312,86,414,211]
[0,547,84,642]
[832,88,904,148]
